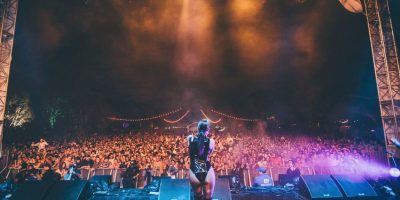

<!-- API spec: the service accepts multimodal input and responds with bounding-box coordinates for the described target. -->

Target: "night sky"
[8,0,400,123]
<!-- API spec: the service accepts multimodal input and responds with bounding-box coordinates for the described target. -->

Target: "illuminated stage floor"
[90,187,305,200]
[89,187,400,200]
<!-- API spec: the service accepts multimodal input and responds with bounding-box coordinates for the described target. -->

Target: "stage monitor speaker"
[158,179,190,200]
[213,177,232,200]
[154,176,171,180]
[218,175,240,192]
[299,175,343,199]
[11,181,55,200]
[44,180,89,200]
[331,174,377,198]
[90,175,112,191]
[279,174,295,185]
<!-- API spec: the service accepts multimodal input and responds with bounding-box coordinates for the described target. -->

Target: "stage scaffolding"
[0,0,18,157]
[364,0,400,160]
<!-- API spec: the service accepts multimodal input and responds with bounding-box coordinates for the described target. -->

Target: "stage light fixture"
[389,168,400,177]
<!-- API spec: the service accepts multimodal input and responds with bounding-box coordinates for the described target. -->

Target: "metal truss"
[0,0,17,157]
[364,0,400,159]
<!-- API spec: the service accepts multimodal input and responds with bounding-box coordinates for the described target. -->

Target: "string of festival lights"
[200,109,222,123]
[107,108,257,123]
[164,110,191,124]
[210,109,258,122]
[107,108,183,122]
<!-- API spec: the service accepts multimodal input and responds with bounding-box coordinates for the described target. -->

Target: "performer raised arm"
[187,119,215,200]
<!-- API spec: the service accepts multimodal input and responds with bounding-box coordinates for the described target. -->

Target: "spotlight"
[389,168,400,177]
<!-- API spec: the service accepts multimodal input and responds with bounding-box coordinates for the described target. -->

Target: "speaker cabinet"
[90,175,112,191]
[331,174,377,198]
[11,181,55,200]
[12,180,89,200]
[213,178,232,200]
[90,175,112,185]
[158,179,190,200]
[44,180,89,200]
[299,175,343,199]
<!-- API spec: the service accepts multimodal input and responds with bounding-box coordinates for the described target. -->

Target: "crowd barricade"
[154,169,162,177]
[241,168,251,187]
[177,169,188,179]
[300,166,314,175]
[329,166,347,175]
[114,169,125,184]
[138,169,149,188]
[247,168,260,187]
[80,168,91,180]
[93,168,113,177]
[80,168,126,186]
[6,167,20,180]
[310,166,363,175]
[270,167,287,184]
[313,166,330,175]
[216,168,233,176]
[215,166,314,187]
[4,165,369,188]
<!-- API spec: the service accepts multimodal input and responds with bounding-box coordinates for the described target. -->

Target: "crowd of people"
[6,129,385,181]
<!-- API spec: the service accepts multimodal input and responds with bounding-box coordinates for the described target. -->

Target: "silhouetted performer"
[187,119,215,200]
[122,161,140,188]
[145,165,153,186]
[286,160,301,184]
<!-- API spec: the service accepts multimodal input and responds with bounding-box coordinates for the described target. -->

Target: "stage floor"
[90,187,305,200]
[89,187,400,200]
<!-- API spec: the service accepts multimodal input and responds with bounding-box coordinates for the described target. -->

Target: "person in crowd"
[81,156,94,169]
[286,160,301,184]
[145,164,153,186]
[56,162,68,178]
[167,160,178,179]
[232,162,245,187]
[253,167,273,187]
[188,119,216,200]
[64,164,81,181]
[75,158,83,168]
[178,158,185,169]
[122,160,140,188]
